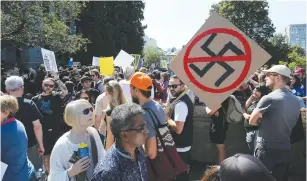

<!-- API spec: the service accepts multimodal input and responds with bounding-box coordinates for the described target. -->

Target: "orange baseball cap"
[130,72,152,91]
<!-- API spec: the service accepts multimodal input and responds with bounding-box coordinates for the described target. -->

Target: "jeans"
[245,129,257,153]
[254,142,290,181]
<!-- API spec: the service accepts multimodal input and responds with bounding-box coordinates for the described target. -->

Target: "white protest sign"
[1,162,8,181]
[92,57,100,66]
[114,50,135,68]
[41,48,58,72]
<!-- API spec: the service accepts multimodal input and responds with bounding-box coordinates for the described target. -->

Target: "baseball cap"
[262,65,291,78]
[80,76,92,83]
[5,76,24,90]
[219,154,275,181]
[130,72,152,91]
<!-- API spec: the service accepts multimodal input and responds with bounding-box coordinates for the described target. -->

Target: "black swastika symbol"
[189,33,244,87]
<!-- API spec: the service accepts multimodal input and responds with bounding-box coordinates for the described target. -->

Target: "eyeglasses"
[44,84,54,88]
[83,107,93,115]
[125,124,147,133]
[168,84,182,89]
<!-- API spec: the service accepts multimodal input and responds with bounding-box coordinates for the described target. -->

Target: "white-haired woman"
[104,80,127,149]
[48,99,105,181]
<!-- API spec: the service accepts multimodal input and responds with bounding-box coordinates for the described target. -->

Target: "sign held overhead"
[170,12,271,110]
[41,48,58,72]
[114,50,135,68]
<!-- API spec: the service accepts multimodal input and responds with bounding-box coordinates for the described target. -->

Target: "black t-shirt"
[32,92,64,135]
[15,97,43,148]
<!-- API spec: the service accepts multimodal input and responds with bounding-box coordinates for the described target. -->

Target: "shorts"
[43,130,61,155]
[209,117,228,144]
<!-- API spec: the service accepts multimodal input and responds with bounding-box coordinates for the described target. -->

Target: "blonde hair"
[105,80,126,109]
[0,95,19,116]
[64,99,93,127]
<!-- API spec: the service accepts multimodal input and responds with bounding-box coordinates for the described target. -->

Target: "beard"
[132,96,140,104]
[43,88,52,94]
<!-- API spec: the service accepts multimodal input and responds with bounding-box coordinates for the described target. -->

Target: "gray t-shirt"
[255,88,301,150]
[142,100,166,138]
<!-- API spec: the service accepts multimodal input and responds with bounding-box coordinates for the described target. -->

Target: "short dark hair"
[91,69,100,78]
[110,103,144,139]
[103,76,115,85]
[131,85,151,98]
[170,75,184,84]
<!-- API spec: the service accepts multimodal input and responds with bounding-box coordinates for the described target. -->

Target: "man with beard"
[31,72,68,174]
[249,65,301,181]
[166,75,194,181]
[130,72,165,160]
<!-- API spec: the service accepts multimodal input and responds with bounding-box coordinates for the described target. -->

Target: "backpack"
[224,95,244,124]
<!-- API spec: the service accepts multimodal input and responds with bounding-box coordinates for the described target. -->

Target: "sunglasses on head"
[44,83,54,88]
[83,107,93,115]
[168,84,181,89]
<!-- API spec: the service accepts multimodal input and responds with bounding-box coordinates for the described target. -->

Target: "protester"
[5,76,45,170]
[91,103,148,181]
[90,69,104,93]
[130,72,165,160]
[31,72,68,174]
[160,72,169,103]
[79,76,100,105]
[104,80,127,149]
[94,76,115,139]
[48,99,104,181]
[249,65,301,181]
[290,74,306,97]
[243,84,270,153]
[119,66,135,103]
[75,90,92,104]
[166,75,194,181]
[1,95,36,181]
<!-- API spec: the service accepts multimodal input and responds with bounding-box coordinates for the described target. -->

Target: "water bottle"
[35,168,43,179]
[78,143,89,158]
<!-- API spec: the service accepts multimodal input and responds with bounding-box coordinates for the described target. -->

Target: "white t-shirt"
[48,127,105,181]
[119,80,132,103]
[173,101,191,152]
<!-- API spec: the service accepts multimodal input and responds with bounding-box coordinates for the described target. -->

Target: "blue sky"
[143,0,307,50]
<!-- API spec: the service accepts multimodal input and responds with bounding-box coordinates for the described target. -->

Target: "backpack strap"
[88,130,98,167]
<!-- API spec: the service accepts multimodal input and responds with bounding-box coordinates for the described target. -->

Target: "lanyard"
[1,117,16,126]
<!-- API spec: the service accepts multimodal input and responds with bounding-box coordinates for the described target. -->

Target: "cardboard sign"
[131,54,141,69]
[41,48,58,72]
[114,50,134,68]
[170,12,271,110]
[99,57,114,76]
[92,57,100,66]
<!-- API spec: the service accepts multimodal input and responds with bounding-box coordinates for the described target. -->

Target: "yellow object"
[131,54,141,69]
[99,57,114,76]
[78,143,88,149]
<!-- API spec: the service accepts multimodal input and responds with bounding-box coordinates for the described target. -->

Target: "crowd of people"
[1,63,306,181]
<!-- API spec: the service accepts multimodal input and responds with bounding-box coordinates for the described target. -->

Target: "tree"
[143,46,166,67]
[76,1,146,65]
[280,45,306,70]
[210,1,275,46]
[1,1,89,54]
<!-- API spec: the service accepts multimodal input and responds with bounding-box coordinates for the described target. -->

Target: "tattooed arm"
[51,72,68,97]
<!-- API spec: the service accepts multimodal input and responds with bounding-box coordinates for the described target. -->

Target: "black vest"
[170,93,194,148]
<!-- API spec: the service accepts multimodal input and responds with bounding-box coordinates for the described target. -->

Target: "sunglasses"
[44,84,54,88]
[90,75,95,77]
[81,97,89,100]
[125,124,147,133]
[83,107,93,115]
[168,84,182,89]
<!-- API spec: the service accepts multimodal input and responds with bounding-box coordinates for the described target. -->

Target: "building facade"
[285,24,306,51]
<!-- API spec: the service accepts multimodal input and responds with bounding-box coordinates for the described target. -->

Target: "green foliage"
[143,46,166,67]
[210,1,275,46]
[1,1,89,54]
[76,1,146,65]
[279,45,306,70]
